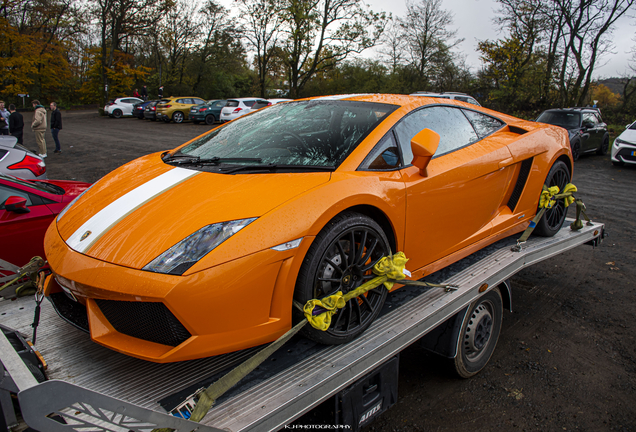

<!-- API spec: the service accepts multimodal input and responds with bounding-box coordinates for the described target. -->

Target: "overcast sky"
[218,0,634,78]
[365,0,634,78]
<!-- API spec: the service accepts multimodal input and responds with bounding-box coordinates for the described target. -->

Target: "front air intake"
[95,299,191,347]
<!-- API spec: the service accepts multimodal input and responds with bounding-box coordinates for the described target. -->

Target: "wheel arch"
[342,204,398,254]
[556,153,572,178]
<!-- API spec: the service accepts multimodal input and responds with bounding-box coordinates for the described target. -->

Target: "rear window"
[175,100,397,170]
[537,111,581,129]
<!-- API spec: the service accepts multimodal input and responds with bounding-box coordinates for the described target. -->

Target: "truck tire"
[452,288,503,378]
[294,212,390,345]
[533,160,570,237]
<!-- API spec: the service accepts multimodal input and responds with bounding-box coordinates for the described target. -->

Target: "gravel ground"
[17,109,636,432]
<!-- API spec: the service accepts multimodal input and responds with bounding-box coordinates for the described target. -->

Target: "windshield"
[173,100,397,169]
[537,111,581,129]
[0,173,63,194]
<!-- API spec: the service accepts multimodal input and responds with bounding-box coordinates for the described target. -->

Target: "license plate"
[632,151,636,156]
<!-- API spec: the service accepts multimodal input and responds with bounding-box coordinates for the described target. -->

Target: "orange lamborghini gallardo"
[44,94,573,362]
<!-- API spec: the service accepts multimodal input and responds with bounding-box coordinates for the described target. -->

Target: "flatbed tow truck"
[0,219,604,432]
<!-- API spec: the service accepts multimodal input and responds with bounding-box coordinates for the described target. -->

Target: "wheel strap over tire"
[513,183,591,251]
[152,253,457,431]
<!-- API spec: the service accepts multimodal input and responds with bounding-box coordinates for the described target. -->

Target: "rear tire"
[294,212,390,345]
[597,135,609,155]
[173,111,184,123]
[533,160,570,237]
[571,141,580,161]
[205,114,216,125]
[112,109,122,119]
[452,289,503,378]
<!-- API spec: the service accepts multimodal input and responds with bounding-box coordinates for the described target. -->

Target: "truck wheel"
[533,160,570,237]
[294,212,390,345]
[452,288,503,378]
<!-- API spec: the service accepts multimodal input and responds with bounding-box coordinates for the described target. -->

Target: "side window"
[215,101,225,107]
[194,99,205,105]
[176,99,185,104]
[463,110,505,139]
[243,100,256,107]
[0,185,32,209]
[394,106,479,163]
[583,112,598,126]
[360,132,401,171]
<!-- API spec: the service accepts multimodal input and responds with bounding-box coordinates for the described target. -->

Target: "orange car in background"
[43,94,573,363]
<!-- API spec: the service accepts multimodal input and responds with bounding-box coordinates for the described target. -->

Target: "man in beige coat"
[31,100,47,157]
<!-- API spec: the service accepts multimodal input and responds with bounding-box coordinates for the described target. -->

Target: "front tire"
[534,160,570,237]
[294,212,390,345]
[452,289,503,378]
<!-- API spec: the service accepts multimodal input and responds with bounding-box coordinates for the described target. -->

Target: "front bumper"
[611,139,636,164]
[43,223,313,362]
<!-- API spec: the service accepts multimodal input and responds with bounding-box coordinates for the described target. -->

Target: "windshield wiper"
[220,164,336,174]
[163,155,262,165]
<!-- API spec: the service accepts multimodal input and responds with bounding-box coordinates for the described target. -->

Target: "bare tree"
[279,0,388,98]
[398,0,463,81]
[239,0,282,97]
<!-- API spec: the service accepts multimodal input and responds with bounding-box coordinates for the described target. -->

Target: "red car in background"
[0,174,91,287]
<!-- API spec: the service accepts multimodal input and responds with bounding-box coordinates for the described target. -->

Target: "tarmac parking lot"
[16,109,636,431]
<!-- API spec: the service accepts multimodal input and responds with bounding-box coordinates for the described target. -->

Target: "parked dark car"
[143,100,167,121]
[189,100,227,125]
[536,107,609,161]
[133,100,157,119]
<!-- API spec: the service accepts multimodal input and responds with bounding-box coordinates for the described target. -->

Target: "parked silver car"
[0,136,47,180]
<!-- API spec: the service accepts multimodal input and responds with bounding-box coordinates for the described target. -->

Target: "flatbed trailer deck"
[0,219,604,432]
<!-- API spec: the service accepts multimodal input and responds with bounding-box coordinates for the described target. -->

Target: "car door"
[395,106,513,272]
[0,182,55,269]
[582,112,601,151]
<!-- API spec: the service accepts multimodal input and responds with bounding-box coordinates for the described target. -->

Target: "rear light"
[199,108,207,112]
[8,155,46,177]
[152,107,156,111]
[233,108,242,113]
[108,102,115,106]
[162,105,172,109]
[267,102,272,106]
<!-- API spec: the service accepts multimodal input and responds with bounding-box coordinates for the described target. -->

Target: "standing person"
[50,102,62,154]
[133,88,140,98]
[0,101,10,135]
[140,85,148,101]
[158,85,164,99]
[31,100,47,157]
[8,104,23,144]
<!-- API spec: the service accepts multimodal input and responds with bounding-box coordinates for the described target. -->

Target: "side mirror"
[411,128,440,177]
[4,196,30,214]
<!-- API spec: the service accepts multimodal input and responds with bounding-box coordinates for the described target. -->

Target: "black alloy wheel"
[597,136,609,155]
[112,109,122,119]
[534,160,570,237]
[205,114,216,125]
[294,212,390,345]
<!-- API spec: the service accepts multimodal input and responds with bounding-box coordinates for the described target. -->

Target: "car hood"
[618,128,636,144]
[56,161,330,269]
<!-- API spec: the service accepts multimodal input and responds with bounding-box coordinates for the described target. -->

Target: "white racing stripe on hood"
[66,167,199,254]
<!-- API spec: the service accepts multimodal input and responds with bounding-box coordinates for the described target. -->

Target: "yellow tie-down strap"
[303,252,456,331]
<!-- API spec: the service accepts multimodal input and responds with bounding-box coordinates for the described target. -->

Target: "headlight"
[614,138,630,146]
[143,218,257,275]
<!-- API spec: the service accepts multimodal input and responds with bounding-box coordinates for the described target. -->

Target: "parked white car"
[410,92,481,106]
[220,98,267,122]
[104,97,143,118]
[611,120,636,166]
[249,98,293,112]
